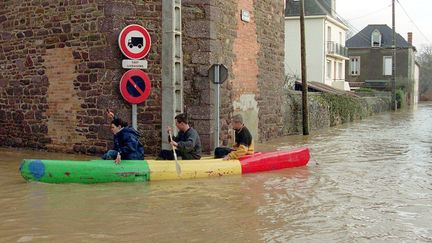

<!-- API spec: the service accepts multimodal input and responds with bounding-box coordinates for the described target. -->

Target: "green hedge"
[313,93,368,126]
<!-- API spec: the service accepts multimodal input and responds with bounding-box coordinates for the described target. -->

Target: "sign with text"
[122,59,148,69]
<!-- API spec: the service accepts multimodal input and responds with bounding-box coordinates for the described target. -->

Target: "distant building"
[346,24,419,105]
[285,0,350,91]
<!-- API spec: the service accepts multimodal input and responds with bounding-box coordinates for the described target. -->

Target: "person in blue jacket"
[102,112,144,164]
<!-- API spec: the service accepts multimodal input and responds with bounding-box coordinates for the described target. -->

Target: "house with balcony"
[346,24,419,105]
[285,0,350,90]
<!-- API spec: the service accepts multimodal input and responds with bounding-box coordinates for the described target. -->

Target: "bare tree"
[417,45,432,100]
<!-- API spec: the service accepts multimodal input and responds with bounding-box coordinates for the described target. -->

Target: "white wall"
[285,17,325,83]
[413,63,419,105]
[324,18,347,86]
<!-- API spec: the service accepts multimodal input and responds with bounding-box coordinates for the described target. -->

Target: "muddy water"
[1,103,431,242]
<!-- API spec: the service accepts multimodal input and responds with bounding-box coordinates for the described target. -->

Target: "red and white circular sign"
[119,69,152,104]
[118,24,151,60]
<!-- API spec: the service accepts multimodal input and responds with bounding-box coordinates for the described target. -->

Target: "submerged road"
[1,103,431,242]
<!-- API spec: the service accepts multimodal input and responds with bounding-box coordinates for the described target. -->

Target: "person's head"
[175,113,189,131]
[111,118,127,134]
[231,114,243,130]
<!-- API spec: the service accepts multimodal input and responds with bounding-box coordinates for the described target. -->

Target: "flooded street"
[1,103,431,242]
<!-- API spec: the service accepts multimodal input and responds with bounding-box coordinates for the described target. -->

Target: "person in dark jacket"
[214,114,254,160]
[158,113,202,160]
[102,117,145,164]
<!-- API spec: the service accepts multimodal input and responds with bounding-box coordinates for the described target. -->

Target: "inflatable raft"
[19,147,310,184]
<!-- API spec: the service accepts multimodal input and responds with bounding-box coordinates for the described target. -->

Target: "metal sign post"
[209,64,228,150]
[214,65,220,149]
[132,104,137,130]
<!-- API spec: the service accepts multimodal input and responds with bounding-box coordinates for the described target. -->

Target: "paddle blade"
[175,160,181,175]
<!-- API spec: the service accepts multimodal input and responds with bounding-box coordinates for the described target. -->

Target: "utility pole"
[391,0,397,110]
[300,0,309,135]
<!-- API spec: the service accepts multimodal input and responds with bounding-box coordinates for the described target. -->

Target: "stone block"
[184,20,215,39]
[104,2,136,17]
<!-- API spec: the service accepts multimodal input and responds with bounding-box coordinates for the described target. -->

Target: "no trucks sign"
[118,24,151,60]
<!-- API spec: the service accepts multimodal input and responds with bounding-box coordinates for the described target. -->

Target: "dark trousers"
[158,149,197,160]
[214,147,233,158]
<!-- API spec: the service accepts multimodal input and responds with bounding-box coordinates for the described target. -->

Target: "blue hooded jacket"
[113,127,144,160]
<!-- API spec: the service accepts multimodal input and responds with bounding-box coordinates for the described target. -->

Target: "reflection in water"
[1,103,432,242]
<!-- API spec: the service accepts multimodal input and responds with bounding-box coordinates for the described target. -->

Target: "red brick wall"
[232,0,259,98]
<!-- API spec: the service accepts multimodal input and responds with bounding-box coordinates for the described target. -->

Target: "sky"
[336,0,432,50]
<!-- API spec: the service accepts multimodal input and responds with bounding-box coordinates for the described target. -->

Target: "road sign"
[209,64,228,84]
[122,59,148,69]
[118,24,151,60]
[119,69,152,104]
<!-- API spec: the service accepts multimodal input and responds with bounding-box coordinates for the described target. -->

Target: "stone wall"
[0,0,287,155]
[182,0,215,152]
[0,1,163,154]
[283,91,392,134]
[254,0,285,141]
[182,0,286,149]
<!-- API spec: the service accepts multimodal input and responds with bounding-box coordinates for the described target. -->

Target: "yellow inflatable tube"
[147,158,242,181]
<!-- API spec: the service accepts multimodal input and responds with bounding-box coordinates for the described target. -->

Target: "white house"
[285,0,350,90]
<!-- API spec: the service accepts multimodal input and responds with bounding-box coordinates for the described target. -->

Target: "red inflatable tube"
[239,147,310,174]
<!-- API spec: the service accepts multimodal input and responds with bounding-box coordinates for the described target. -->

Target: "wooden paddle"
[169,131,181,175]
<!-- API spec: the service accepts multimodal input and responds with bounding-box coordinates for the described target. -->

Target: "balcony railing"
[327,41,348,57]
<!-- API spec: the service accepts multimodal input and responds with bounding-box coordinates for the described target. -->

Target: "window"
[383,56,392,76]
[350,56,360,76]
[326,60,332,79]
[327,26,332,42]
[371,29,381,47]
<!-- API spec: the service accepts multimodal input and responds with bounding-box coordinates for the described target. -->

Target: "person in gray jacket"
[158,113,202,160]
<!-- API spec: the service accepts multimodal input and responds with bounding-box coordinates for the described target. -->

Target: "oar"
[169,131,181,175]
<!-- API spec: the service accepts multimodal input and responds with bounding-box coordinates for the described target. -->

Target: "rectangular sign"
[122,59,148,69]
[241,9,250,23]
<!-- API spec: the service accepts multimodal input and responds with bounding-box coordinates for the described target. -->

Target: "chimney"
[407,32,413,45]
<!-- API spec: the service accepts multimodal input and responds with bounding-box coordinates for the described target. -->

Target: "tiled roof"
[346,24,413,48]
[285,0,333,17]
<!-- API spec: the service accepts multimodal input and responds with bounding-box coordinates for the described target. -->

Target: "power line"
[347,4,392,21]
[314,0,372,44]
[396,0,431,44]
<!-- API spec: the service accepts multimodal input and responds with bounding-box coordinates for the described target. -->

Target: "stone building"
[0,0,285,155]
[346,24,419,106]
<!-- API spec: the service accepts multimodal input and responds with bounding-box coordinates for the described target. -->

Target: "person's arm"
[166,126,179,144]
[106,109,118,120]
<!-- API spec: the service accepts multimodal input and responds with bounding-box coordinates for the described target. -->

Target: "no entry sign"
[118,24,151,60]
[119,69,151,104]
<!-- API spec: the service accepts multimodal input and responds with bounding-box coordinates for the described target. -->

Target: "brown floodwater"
[1,103,431,242]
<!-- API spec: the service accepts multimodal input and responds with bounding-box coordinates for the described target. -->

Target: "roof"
[346,24,413,49]
[285,0,333,17]
[285,0,346,26]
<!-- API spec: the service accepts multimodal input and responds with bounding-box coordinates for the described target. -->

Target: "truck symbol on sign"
[128,37,143,49]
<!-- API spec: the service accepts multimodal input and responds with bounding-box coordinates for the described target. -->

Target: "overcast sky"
[336,0,431,49]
